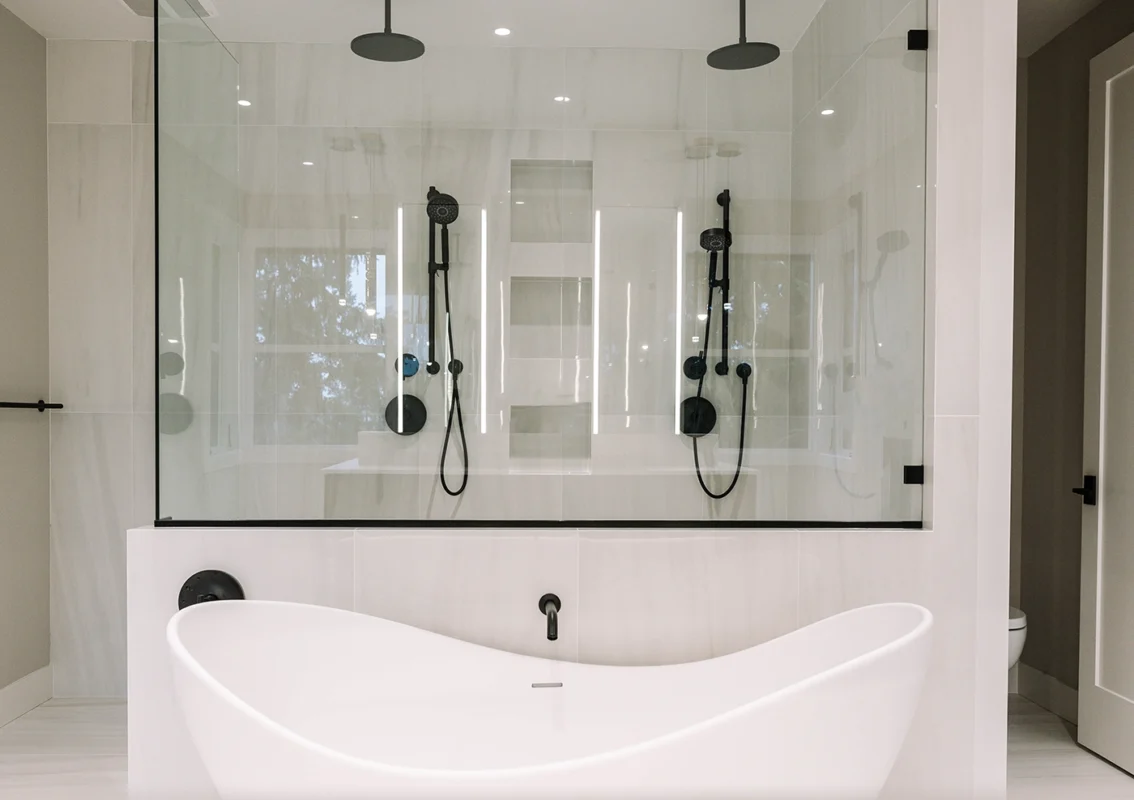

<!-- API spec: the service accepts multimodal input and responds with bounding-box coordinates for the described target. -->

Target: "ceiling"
[1018,0,1107,56]
[0,0,826,50]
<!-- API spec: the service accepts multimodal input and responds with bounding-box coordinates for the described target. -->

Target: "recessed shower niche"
[510,160,594,244]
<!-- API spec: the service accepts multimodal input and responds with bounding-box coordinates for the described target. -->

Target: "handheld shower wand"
[680,190,752,500]
[426,187,469,497]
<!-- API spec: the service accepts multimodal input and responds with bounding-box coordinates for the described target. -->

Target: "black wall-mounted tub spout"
[539,594,561,641]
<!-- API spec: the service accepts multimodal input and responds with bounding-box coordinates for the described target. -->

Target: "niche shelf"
[509,403,593,470]
[510,160,594,244]
[509,277,593,359]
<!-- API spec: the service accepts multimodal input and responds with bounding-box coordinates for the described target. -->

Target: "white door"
[1079,30,1134,769]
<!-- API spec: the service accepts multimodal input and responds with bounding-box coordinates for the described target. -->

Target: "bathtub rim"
[167,600,933,782]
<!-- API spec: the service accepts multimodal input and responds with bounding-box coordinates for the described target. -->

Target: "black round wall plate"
[385,394,427,436]
[681,396,717,437]
[179,570,244,610]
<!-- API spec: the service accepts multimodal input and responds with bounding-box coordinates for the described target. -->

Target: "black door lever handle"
[1073,475,1098,506]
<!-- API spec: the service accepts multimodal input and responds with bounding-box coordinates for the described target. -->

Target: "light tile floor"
[1008,694,1134,799]
[0,699,125,799]
[0,696,1130,798]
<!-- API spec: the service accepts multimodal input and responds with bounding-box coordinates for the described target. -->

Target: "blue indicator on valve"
[398,353,420,379]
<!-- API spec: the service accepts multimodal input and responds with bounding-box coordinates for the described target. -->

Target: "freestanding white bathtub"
[168,600,932,800]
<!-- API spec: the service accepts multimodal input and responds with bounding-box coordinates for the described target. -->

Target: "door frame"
[1078,29,1134,760]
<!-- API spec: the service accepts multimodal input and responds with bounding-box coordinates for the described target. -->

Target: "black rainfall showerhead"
[700,228,732,252]
[351,0,425,63]
[708,0,780,71]
[427,191,460,225]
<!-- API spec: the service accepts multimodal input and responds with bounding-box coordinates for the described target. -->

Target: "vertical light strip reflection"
[674,211,683,435]
[178,277,187,395]
[625,282,632,427]
[499,280,505,395]
[574,279,582,404]
[397,206,404,433]
[592,210,601,435]
[480,208,488,434]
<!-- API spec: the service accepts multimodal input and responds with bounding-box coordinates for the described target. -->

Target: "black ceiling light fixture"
[707,0,781,70]
[351,0,426,63]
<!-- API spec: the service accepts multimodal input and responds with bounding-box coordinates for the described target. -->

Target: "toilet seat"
[1009,607,1027,631]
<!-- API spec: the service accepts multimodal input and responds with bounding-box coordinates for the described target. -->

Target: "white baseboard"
[0,665,52,729]
[1019,662,1078,724]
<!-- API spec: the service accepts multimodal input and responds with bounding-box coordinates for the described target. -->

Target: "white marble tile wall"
[47,41,157,697]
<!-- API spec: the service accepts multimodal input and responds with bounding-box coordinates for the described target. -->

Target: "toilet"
[1009,607,1027,669]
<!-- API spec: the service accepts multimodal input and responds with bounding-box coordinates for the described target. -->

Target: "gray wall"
[0,3,49,691]
[1019,0,1134,690]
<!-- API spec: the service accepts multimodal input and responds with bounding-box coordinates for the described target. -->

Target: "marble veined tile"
[276,43,422,128]
[48,125,134,415]
[49,415,133,698]
[48,41,131,125]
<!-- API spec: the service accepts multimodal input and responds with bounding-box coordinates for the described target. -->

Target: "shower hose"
[691,277,750,500]
[439,267,469,497]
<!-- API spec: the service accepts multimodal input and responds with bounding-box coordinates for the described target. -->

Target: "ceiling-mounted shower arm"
[738,0,746,43]
[716,190,732,377]
[384,0,392,33]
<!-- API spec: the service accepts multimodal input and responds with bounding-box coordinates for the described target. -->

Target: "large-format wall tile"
[276,43,422,127]
[132,414,155,527]
[565,49,702,131]
[50,414,134,697]
[355,532,580,661]
[792,20,821,126]
[229,43,277,126]
[577,532,800,665]
[132,42,154,125]
[815,0,912,103]
[133,125,155,415]
[48,125,134,415]
[706,54,793,133]
[48,41,132,125]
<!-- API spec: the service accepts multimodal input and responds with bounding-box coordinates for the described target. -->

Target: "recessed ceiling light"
[554,96,570,103]
[821,108,835,116]
[167,338,180,344]
[641,344,649,351]
[302,161,315,166]
[237,99,252,107]
[515,201,525,205]
[494,27,511,36]
[351,215,360,220]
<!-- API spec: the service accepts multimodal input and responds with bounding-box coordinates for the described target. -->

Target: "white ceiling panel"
[0,0,826,50]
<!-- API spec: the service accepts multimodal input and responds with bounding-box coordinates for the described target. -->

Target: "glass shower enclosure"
[155,0,929,525]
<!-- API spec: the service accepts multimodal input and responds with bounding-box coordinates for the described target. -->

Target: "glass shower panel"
[156,1,240,521]
[155,0,927,525]
[787,0,928,522]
